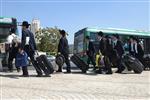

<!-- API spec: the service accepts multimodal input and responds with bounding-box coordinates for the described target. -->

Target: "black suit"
[58,37,71,72]
[135,44,144,58]
[129,43,135,56]
[99,39,105,55]
[114,41,124,57]
[21,29,42,75]
[135,43,144,66]
[8,42,20,72]
[113,40,125,72]
[86,41,96,68]
[99,38,113,74]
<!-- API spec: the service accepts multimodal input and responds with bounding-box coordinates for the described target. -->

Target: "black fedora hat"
[20,21,30,26]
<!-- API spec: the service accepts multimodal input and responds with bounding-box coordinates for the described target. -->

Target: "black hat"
[97,31,103,37]
[59,29,68,36]
[59,29,66,34]
[21,21,30,27]
[112,34,119,39]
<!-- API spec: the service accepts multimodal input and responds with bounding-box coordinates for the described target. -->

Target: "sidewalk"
[0,69,150,100]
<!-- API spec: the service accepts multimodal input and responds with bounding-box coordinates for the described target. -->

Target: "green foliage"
[35,27,61,52]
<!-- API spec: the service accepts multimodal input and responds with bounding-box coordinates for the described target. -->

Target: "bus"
[73,27,150,62]
[0,17,18,67]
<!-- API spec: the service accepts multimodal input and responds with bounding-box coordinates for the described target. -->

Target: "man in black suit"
[7,28,20,72]
[58,30,71,73]
[97,32,113,74]
[133,38,144,65]
[85,36,96,71]
[20,21,43,77]
[112,34,125,73]
[129,36,135,56]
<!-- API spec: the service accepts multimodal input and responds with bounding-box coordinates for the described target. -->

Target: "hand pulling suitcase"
[36,54,54,75]
[122,55,144,73]
[70,54,88,73]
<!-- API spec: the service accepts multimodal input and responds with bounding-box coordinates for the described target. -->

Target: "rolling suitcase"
[36,55,54,75]
[122,55,144,73]
[40,55,54,74]
[143,56,150,70]
[71,54,88,73]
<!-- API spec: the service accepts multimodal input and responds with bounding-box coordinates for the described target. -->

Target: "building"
[30,19,40,35]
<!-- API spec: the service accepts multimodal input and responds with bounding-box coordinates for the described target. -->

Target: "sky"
[0,0,150,44]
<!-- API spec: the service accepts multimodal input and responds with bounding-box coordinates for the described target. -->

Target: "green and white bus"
[73,27,150,61]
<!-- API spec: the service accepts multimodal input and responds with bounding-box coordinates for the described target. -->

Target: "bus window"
[74,32,84,54]
[90,32,98,41]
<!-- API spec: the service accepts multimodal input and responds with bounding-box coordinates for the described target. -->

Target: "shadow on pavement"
[0,74,20,79]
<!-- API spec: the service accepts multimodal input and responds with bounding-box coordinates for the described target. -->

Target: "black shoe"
[82,70,86,73]
[17,69,20,72]
[9,70,13,72]
[36,74,43,77]
[56,70,62,72]
[115,70,122,73]
[65,70,71,73]
[44,74,51,77]
[106,72,113,74]
[20,75,29,77]
[95,70,102,74]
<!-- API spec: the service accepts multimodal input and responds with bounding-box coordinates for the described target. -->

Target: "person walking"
[133,37,144,66]
[97,32,113,74]
[85,36,96,71]
[57,30,71,73]
[129,36,135,56]
[20,21,43,77]
[7,28,20,72]
[112,34,125,73]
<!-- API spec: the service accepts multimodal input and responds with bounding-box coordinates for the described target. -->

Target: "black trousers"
[24,45,42,75]
[58,54,71,71]
[116,56,125,71]
[104,56,112,73]
[8,47,20,71]
[87,54,96,68]
[22,66,28,75]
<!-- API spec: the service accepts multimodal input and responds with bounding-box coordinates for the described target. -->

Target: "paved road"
[0,69,150,100]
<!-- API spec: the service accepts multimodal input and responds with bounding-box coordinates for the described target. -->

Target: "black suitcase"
[36,55,54,75]
[143,56,150,70]
[70,54,88,73]
[122,55,144,73]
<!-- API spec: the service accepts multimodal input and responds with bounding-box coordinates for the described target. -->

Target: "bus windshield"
[0,17,17,42]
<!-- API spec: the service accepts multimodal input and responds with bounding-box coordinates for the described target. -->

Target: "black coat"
[99,38,105,54]
[114,40,124,57]
[21,29,37,51]
[58,37,69,55]
[99,38,113,56]
[128,43,135,56]
[86,41,95,57]
[135,44,144,58]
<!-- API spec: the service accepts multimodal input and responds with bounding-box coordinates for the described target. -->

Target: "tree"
[35,27,61,53]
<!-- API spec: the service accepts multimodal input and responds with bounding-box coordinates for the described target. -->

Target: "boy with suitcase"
[16,48,29,77]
